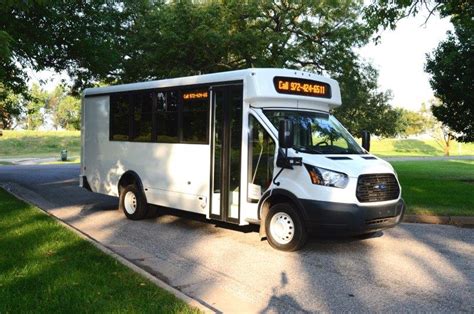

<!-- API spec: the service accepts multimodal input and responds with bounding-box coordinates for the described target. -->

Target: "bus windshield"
[264,110,365,155]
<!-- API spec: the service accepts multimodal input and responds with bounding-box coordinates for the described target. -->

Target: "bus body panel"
[82,95,210,215]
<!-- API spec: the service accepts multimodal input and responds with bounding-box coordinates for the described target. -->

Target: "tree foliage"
[1,82,81,130]
[24,84,48,130]
[0,1,144,126]
[54,96,81,130]
[0,84,24,129]
[397,107,434,136]
[122,1,374,80]
[0,0,411,136]
[425,1,473,142]
[0,1,142,94]
[121,0,402,136]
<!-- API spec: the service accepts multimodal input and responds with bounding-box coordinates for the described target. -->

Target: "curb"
[0,183,215,314]
[403,214,474,227]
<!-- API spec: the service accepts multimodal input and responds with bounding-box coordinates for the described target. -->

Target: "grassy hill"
[370,138,474,157]
[0,130,80,158]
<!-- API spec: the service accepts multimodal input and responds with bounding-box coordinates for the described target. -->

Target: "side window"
[248,115,275,203]
[131,92,153,142]
[110,94,130,141]
[109,86,210,144]
[156,91,179,143]
[182,89,209,144]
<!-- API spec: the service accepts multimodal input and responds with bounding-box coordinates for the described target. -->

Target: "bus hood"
[297,153,396,178]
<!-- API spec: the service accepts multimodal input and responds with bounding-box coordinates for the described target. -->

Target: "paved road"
[1,164,473,312]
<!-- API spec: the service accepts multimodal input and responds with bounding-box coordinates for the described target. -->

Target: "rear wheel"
[119,184,149,220]
[265,203,307,251]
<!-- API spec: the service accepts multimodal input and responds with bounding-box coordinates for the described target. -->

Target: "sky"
[29,7,453,113]
[358,9,453,111]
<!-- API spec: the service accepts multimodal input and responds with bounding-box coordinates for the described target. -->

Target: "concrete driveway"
[1,164,473,312]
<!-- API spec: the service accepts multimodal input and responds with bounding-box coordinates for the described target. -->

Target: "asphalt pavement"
[1,164,473,312]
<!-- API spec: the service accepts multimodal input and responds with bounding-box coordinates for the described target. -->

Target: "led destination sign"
[183,91,209,100]
[273,76,331,98]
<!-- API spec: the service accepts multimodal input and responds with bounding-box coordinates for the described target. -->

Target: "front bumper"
[299,198,405,235]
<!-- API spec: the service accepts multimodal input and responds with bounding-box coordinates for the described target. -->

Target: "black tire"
[119,184,149,220]
[265,202,308,251]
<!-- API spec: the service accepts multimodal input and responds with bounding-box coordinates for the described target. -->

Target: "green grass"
[0,188,198,313]
[391,160,474,216]
[370,138,474,157]
[0,130,80,158]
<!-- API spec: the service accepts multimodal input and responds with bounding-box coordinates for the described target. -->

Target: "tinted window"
[110,94,130,141]
[156,91,179,143]
[182,89,209,144]
[131,92,153,142]
[109,85,211,144]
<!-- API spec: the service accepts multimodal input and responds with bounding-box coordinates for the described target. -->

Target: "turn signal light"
[306,167,321,185]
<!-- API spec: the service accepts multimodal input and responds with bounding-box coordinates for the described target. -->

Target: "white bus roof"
[83,68,341,108]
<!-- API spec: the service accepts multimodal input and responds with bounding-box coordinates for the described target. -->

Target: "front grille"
[356,174,400,202]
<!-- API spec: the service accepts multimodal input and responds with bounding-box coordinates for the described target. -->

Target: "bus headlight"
[304,164,348,188]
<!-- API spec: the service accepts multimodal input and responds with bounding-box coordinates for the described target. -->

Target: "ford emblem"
[374,183,386,191]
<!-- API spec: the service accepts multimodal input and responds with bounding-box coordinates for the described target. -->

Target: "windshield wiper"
[294,147,323,154]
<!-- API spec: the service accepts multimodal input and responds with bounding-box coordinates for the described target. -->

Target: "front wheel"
[119,184,149,220]
[265,203,308,251]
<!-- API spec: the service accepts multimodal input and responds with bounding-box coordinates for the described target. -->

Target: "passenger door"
[210,84,243,223]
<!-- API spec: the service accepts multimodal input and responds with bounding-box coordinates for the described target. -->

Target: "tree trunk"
[444,140,450,156]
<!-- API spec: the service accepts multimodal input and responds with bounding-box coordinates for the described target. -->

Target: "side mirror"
[361,130,370,152]
[278,119,294,149]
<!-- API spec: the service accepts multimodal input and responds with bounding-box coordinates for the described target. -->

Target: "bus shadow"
[148,204,387,246]
[150,204,259,234]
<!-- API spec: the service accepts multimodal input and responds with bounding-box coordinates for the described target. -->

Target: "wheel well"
[260,194,299,221]
[118,171,143,195]
[258,192,306,238]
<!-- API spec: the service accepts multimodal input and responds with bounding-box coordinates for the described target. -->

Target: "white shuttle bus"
[81,68,405,251]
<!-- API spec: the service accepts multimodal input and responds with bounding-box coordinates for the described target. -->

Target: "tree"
[46,85,67,130]
[55,96,81,130]
[426,23,473,142]
[432,124,456,156]
[24,84,48,130]
[0,1,145,95]
[123,1,375,78]
[0,84,24,129]
[398,108,433,136]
